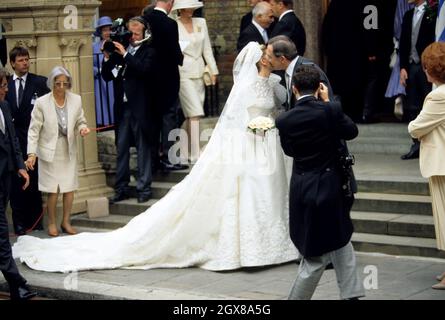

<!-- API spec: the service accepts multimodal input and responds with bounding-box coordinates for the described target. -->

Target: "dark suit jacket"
[240,11,253,34]
[284,57,334,110]
[0,101,25,176]
[144,9,184,111]
[400,8,436,71]
[276,96,358,257]
[102,42,156,138]
[5,73,49,158]
[237,23,266,52]
[270,11,306,56]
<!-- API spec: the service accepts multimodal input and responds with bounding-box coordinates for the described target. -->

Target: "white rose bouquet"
[247,116,275,136]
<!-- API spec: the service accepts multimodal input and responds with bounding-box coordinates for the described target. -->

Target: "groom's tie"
[285,73,291,109]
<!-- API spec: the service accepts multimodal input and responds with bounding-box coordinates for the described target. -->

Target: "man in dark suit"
[399,0,436,160]
[0,91,36,299]
[266,35,333,110]
[276,65,364,300]
[361,0,397,123]
[144,0,188,172]
[269,0,306,56]
[102,17,156,204]
[5,47,49,236]
[240,0,261,33]
[237,1,275,52]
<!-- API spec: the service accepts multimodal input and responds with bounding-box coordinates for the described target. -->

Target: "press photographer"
[101,16,157,204]
[276,65,364,300]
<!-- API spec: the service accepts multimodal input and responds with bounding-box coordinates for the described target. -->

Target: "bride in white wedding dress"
[13,42,298,272]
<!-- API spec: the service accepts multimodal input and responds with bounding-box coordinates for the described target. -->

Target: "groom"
[266,35,333,110]
[275,65,365,300]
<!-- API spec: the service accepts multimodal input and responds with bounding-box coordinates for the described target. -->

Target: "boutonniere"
[425,0,439,21]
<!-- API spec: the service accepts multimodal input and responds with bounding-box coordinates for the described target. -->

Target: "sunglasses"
[54,82,70,88]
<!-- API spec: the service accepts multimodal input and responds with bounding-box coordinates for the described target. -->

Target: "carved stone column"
[0,1,113,216]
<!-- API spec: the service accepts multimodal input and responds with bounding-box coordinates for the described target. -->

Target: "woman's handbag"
[203,65,213,87]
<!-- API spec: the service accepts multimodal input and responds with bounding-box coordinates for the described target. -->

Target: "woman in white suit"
[172,0,219,162]
[26,66,90,237]
[408,42,445,290]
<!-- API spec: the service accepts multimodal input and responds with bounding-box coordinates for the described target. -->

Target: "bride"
[13,42,298,272]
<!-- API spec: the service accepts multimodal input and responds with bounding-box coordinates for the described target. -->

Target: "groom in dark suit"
[237,1,275,52]
[0,97,36,300]
[276,65,364,300]
[266,36,333,110]
[5,46,49,235]
[144,0,188,172]
[102,17,157,204]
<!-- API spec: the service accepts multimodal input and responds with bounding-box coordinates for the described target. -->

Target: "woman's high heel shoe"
[61,225,77,235]
[436,272,445,282]
[47,225,59,237]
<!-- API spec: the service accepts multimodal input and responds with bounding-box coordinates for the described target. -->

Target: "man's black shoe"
[10,284,37,300]
[137,194,152,203]
[401,144,420,160]
[109,193,129,204]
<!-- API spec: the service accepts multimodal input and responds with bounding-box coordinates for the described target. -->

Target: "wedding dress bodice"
[247,74,287,120]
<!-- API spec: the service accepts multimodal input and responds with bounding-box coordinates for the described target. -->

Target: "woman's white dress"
[13,51,298,273]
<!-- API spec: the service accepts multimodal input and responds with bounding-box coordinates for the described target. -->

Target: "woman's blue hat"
[94,16,113,37]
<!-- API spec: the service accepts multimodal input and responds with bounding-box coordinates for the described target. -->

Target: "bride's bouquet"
[247,116,275,136]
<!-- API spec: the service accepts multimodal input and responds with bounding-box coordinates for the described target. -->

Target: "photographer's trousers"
[288,242,365,300]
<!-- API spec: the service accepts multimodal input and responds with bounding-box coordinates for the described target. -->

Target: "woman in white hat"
[171,0,219,162]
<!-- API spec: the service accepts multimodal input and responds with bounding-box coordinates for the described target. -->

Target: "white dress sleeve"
[269,73,287,114]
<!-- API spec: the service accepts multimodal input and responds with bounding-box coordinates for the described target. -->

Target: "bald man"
[237,2,275,52]
[240,0,272,33]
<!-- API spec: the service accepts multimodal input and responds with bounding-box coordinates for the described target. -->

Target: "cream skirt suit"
[409,84,445,250]
[28,91,88,193]
[177,17,219,118]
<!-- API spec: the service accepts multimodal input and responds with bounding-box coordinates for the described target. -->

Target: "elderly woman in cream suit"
[408,42,445,290]
[172,0,219,162]
[26,66,90,237]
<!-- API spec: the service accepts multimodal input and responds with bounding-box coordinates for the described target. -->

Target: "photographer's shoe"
[10,285,37,300]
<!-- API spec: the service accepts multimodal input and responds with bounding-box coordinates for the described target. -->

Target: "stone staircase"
[74,122,445,260]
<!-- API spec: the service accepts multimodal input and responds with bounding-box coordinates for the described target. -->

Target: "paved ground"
[2,229,445,300]
[2,153,443,300]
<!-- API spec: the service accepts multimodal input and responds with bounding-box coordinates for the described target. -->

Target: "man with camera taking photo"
[276,65,364,300]
[102,17,156,204]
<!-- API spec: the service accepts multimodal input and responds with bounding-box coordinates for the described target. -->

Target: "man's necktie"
[18,78,24,108]
[285,73,291,107]
[263,30,269,43]
[0,110,5,134]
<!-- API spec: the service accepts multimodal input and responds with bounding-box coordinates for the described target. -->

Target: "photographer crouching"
[276,65,365,300]
[102,17,156,204]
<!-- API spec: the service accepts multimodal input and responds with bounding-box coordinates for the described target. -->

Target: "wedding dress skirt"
[13,75,298,273]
